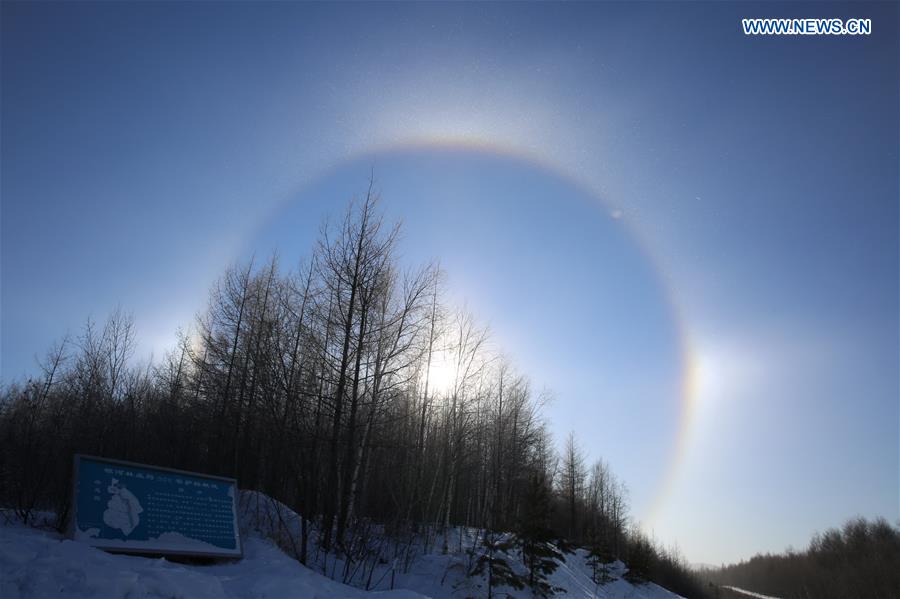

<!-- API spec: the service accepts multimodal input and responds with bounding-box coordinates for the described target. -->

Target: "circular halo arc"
[258,135,698,526]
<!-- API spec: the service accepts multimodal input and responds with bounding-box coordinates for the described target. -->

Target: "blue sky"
[2,1,897,565]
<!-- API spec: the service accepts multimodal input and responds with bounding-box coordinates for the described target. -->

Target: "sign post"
[70,455,242,559]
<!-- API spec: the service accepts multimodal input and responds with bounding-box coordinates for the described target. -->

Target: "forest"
[701,516,900,599]
[0,190,708,597]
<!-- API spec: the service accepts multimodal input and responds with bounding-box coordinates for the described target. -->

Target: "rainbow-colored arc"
[282,134,699,526]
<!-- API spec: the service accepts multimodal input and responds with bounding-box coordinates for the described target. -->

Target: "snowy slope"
[239,491,684,599]
[1,494,684,599]
[0,520,424,599]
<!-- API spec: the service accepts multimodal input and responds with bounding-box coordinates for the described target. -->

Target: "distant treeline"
[702,517,900,599]
[0,189,709,598]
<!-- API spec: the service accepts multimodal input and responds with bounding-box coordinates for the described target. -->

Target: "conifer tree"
[518,474,566,597]
[470,531,524,599]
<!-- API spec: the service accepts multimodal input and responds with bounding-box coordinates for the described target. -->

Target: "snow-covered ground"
[0,521,423,599]
[1,493,684,598]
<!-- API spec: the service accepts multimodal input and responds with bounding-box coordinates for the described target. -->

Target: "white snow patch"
[236,491,685,599]
[0,521,422,599]
[1,492,686,599]
[72,527,238,555]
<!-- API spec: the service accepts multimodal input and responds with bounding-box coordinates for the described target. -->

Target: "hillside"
[0,491,684,599]
[1,198,707,599]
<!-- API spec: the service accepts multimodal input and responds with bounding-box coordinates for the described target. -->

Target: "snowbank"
[0,519,423,599]
[237,491,684,598]
[1,493,684,598]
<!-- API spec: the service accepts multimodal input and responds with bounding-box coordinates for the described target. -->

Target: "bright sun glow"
[425,351,456,397]
[692,341,764,407]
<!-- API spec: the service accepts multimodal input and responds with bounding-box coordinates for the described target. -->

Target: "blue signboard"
[70,455,242,558]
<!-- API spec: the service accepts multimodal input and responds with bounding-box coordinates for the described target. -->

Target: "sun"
[425,350,456,397]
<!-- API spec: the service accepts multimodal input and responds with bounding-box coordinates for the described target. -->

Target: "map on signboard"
[72,455,241,558]
[103,478,143,535]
